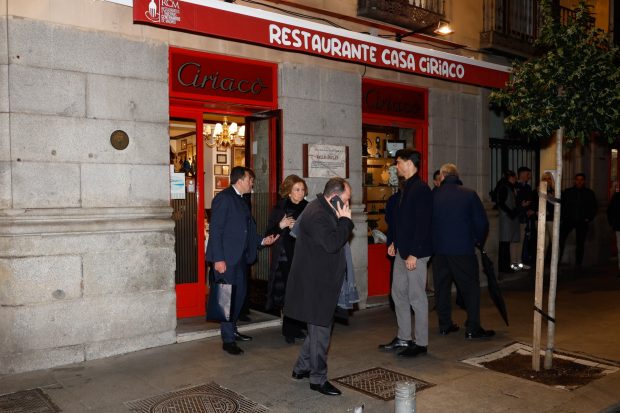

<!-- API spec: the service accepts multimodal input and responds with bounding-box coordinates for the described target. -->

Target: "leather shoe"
[465,328,495,340]
[440,323,460,335]
[310,381,341,396]
[378,337,413,351]
[234,332,252,341]
[223,342,244,355]
[291,370,310,380]
[397,344,427,358]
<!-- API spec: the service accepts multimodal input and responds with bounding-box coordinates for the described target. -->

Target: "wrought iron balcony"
[480,1,584,57]
[358,0,445,33]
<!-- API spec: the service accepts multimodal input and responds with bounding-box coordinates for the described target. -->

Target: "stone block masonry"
[0,15,176,374]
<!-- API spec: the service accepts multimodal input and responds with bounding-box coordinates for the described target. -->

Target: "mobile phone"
[330,195,344,210]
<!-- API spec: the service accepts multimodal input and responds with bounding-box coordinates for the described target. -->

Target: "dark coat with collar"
[432,175,489,255]
[391,174,433,259]
[284,196,354,326]
[206,186,260,266]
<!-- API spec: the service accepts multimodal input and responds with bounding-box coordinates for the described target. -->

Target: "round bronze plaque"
[110,130,129,150]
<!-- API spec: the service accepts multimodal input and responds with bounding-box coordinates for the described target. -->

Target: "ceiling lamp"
[204,117,245,148]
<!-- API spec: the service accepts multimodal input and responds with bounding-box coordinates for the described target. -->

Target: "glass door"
[244,110,282,286]
[169,109,205,318]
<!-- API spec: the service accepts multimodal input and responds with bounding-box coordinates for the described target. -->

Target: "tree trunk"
[532,181,548,371]
[545,126,564,369]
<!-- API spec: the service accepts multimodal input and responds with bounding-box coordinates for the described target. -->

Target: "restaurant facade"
[3,0,582,374]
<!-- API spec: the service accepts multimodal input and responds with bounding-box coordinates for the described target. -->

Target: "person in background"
[265,174,309,343]
[206,166,279,355]
[432,163,494,339]
[239,168,256,322]
[432,169,441,191]
[285,178,354,396]
[560,173,597,268]
[515,167,533,268]
[497,170,521,272]
[531,172,556,255]
[607,187,620,277]
[378,149,433,358]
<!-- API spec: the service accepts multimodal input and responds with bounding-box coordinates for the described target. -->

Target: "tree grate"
[0,388,61,413]
[125,382,269,413]
[334,367,434,401]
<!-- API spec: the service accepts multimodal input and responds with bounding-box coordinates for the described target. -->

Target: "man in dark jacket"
[559,173,597,267]
[378,149,433,357]
[284,177,354,396]
[432,163,495,339]
[207,166,279,355]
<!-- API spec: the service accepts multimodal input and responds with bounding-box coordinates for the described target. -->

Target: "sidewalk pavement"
[1,265,619,413]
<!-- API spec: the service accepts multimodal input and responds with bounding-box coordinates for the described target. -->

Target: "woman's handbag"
[206,268,234,322]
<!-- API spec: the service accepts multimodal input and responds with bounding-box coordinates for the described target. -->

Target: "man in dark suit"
[559,173,597,268]
[378,149,433,357]
[432,163,494,339]
[285,177,353,396]
[206,166,278,355]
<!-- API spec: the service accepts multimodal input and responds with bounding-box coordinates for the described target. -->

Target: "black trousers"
[498,241,511,272]
[282,316,306,338]
[559,221,589,266]
[433,255,481,333]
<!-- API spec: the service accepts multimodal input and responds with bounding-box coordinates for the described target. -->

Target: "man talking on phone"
[284,177,354,396]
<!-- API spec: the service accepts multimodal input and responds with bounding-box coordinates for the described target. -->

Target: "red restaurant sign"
[170,47,277,106]
[362,79,426,121]
[134,0,510,89]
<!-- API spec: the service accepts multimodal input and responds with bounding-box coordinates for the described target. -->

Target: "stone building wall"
[0,15,176,374]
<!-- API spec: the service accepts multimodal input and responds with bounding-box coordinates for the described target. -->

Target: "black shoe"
[234,332,252,342]
[439,323,460,335]
[223,342,244,355]
[378,337,413,351]
[310,381,341,396]
[292,370,310,380]
[285,336,295,344]
[238,314,252,322]
[397,344,427,358]
[465,328,495,340]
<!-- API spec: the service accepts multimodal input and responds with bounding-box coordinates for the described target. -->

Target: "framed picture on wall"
[215,176,229,189]
[213,190,221,197]
[222,165,230,175]
[386,140,406,157]
[217,145,227,153]
[216,154,227,164]
[233,146,245,167]
[214,165,223,175]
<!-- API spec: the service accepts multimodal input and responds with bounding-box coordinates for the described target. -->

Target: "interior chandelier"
[204,117,245,148]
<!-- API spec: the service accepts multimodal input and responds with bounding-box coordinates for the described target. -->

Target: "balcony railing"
[481,0,588,57]
[358,0,445,33]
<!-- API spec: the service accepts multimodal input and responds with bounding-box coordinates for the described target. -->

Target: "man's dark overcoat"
[284,196,354,327]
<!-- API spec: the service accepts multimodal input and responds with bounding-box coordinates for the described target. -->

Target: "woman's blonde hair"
[279,174,308,198]
[541,171,555,190]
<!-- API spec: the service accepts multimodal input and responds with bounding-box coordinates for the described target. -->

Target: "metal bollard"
[394,381,416,413]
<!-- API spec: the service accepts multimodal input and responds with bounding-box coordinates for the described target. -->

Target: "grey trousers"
[392,254,430,346]
[293,322,332,385]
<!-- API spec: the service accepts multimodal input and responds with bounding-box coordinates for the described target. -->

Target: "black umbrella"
[477,245,509,326]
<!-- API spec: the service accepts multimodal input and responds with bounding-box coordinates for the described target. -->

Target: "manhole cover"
[125,382,268,413]
[0,388,61,413]
[334,367,434,400]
